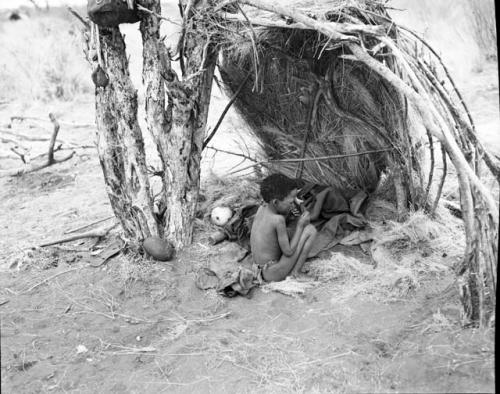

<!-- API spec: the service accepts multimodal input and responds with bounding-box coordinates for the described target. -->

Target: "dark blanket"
[296,185,369,256]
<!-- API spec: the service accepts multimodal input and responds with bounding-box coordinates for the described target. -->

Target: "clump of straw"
[198,173,261,218]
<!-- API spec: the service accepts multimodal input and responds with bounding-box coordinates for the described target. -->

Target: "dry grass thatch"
[214,0,426,197]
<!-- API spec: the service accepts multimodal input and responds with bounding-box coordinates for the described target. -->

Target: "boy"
[250,173,318,282]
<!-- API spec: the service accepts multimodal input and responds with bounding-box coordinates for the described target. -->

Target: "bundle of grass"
[304,211,460,302]
[197,0,498,325]
[370,211,462,275]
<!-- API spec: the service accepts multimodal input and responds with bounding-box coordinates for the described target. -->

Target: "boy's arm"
[276,214,307,257]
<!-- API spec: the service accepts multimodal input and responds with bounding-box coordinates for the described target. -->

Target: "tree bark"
[140,0,170,229]
[162,17,217,248]
[94,26,158,242]
[139,0,217,248]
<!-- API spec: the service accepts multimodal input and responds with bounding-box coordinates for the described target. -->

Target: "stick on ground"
[39,224,116,248]
[21,267,81,294]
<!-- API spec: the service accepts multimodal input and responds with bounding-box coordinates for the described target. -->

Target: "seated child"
[250,173,318,282]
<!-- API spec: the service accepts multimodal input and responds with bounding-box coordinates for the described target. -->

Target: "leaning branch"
[67,6,89,28]
[230,148,394,175]
[205,145,259,162]
[203,72,251,149]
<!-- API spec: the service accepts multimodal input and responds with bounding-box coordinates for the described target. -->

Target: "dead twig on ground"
[10,115,93,129]
[1,128,92,153]
[180,311,231,323]
[10,146,28,164]
[2,113,76,177]
[21,268,81,294]
[103,343,157,355]
[39,224,117,248]
[64,216,115,234]
[2,152,75,177]
[294,350,354,367]
[0,128,50,142]
[31,144,62,160]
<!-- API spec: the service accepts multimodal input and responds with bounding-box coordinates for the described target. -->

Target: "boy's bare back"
[250,205,283,266]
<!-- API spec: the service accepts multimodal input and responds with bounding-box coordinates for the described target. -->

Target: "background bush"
[0,8,92,102]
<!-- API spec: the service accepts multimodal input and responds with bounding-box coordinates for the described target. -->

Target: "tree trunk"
[162,21,217,248]
[94,26,158,242]
[139,0,217,248]
[140,0,170,230]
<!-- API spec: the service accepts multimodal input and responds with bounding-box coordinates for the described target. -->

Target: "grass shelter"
[195,0,499,325]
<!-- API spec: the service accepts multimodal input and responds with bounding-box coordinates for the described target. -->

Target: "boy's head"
[260,173,301,214]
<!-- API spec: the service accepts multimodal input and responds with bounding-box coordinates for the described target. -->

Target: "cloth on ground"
[297,185,373,256]
[195,261,263,297]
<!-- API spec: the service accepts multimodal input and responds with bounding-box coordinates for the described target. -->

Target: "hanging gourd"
[87,0,140,27]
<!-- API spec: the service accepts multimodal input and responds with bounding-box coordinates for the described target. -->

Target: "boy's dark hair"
[260,173,302,203]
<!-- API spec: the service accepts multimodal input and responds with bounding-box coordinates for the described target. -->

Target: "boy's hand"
[298,211,310,226]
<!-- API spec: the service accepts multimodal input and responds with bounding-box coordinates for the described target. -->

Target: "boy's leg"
[262,224,317,282]
[290,224,317,276]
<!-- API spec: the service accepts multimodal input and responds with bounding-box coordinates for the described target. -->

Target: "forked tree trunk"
[140,0,217,248]
[93,26,158,242]
[89,1,216,250]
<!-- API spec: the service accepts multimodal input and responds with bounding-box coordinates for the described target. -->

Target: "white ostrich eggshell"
[211,206,232,226]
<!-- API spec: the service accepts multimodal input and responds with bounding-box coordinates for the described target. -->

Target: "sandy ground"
[0,69,497,392]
